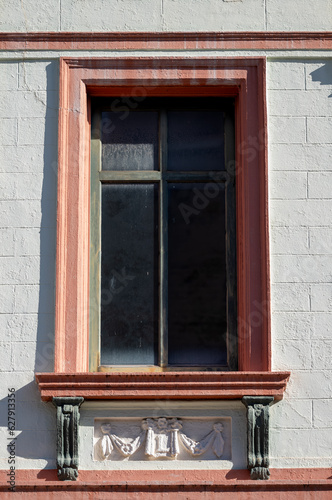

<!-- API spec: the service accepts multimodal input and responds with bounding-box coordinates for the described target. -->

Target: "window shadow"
[0,60,60,468]
[0,382,56,467]
[34,60,59,373]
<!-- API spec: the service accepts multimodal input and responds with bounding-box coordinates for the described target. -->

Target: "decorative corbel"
[52,397,84,481]
[242,396,274,480]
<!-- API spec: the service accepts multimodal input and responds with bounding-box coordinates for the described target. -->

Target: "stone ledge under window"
[35,371,290,401]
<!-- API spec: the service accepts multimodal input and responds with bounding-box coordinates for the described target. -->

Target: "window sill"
[35,371,290,402]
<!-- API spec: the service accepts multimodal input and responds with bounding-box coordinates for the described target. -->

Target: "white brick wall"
[266,0,332,31]
[269,59,332,467]
[307,118,332,145]
[270,143,332,171]
[0,0,331,32]
[0,51,331,470]
[0,60,57,469]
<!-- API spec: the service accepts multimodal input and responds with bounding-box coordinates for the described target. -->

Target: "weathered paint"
[1,468,332,498]
[35,371,290,400]
[53,56,271,373]
[0,32,332,51]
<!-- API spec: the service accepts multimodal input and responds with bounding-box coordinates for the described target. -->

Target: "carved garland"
[98,417,224,460]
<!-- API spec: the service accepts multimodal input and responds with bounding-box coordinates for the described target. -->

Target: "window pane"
[168,183,227,365]
[102,111,159,171]
[100,184,158,365]
[167,111,225,171]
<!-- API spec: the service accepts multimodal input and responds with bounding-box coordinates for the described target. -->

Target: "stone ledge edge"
[35,371,290,401]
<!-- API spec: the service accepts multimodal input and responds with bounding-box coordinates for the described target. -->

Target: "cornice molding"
[0,31,331,51]
[35,371,290,401]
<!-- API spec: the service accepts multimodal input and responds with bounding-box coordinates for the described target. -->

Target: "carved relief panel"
[94,417,232,462]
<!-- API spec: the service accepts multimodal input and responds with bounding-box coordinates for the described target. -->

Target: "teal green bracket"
[52,397,84,481]
[242,396,274,480]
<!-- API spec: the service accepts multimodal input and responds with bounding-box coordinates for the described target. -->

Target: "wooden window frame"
[90,97,237,372]
[36,56,290,401]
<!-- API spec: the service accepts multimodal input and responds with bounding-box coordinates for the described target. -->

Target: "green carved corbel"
[52,397,84,481]
[242,396,274,480]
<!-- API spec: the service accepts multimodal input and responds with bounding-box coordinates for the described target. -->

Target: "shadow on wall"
[35,60,59,373]
[0,61,59,468]
[1,382,56,467]
[310,62,332,97]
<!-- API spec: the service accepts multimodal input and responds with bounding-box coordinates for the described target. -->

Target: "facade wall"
[0,0,331,32]
[268,59,332,468]
[0,51,331,474]
[0,58,58,471]
[0,0,331,493]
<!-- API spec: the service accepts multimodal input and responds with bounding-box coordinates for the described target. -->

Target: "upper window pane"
[167,111,225,171]
[102,111,159,171]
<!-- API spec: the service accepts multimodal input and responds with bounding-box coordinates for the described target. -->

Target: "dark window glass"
[168,183,227,365]
[93,97,236,370]
[167,111,225,171]
[100,184,159,365]
[102,111,159,171]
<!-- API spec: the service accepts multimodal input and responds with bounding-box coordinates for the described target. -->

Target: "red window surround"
[36,56,289,400]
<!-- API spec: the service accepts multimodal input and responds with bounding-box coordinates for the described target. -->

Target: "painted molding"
[52,397,84,481]
[53,56,271,374]
[97,418,225,460]
[36,371,290,401]
[1,469,332,496]
[0,32,331,51]
[242,396,274,480]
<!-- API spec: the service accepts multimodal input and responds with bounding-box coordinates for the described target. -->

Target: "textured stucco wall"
[268,59,332,467]
[0,59,58,470]
[0,0,331,32]
[0,0,332,471]
[0,53,331,471]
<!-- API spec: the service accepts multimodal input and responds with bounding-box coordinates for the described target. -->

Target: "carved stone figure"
[97,417,225,461]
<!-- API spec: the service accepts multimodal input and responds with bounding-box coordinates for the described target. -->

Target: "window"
[47,57,275,383]
[90,97,237,371]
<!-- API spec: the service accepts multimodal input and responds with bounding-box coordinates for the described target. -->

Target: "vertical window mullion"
[89,108,102,372]
[224,109,237,370]
[159,109,168,367]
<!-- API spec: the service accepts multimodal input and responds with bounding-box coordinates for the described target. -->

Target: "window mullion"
[224,110,237,371]
[89,108,102,372]
[159,109,168,367]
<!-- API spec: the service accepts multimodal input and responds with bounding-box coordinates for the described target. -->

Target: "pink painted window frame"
[54,56,271,374]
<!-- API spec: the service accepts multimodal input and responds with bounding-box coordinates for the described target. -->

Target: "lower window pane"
[100,184,158,365]
[168,183,227,366]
